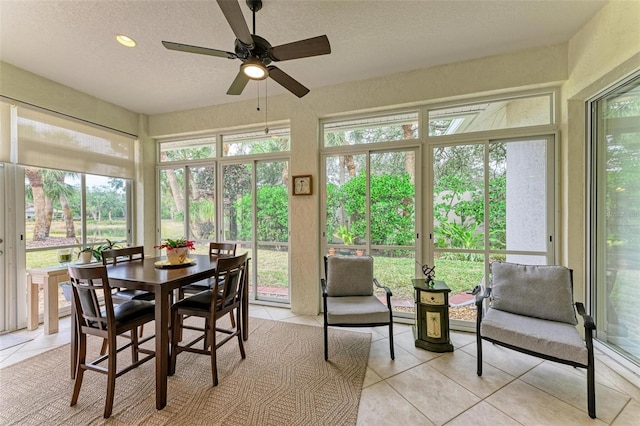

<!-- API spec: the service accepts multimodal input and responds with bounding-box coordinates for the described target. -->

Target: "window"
[322,113,419,317]
[222,128,290,156]
[11,104,136,320]
[158,130,291,304]
[25,168,131,316]
[323,96,556,324]
[590,72,640,366]
[323,112,418,147]
[433,137,555,325]
[159,136,216,162]
[428,93,554,136]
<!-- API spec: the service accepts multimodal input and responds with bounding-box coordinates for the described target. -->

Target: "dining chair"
[68,264,155,418]
[177,242,238,331]
[322,255,395,361]
[169,252,248,386]
[101,246,154,341]
[178,242,237,299]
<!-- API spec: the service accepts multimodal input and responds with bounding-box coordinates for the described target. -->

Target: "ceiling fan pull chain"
[264,79,269,134]
[256,81,260,111]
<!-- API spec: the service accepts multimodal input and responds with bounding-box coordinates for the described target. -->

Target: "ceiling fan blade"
[270,35,331,61]
[227,70,250,95]
[267,66,310,98]
[162,41,236,59]
[216,0,254,48]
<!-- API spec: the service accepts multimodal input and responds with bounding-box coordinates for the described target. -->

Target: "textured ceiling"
[0,0,607,115]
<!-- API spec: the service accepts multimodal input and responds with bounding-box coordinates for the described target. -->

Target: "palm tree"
[43,169,76,238]
[25,167,47,241]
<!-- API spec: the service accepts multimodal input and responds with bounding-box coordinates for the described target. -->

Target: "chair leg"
[100,338,108,356]
[476,335,483,376]
[236,308,246,359]
[169,308,180,376]
[204,318,210,350]
[131,327,140,363]
[70,333,87,407]
[587,351,596,418]
[139,324,144,338]
[324,323,329,361]
[211,319,218,386]
[388,321,395,360]
[229,312,236,328]
[104,334,117,418]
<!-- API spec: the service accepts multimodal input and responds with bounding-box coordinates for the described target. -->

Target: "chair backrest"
[68,265,114,331]
[209,242,237,257]
[324,255,374,297]
[214,252,248,308]
[490,261,577,325]
[102,246,144,266]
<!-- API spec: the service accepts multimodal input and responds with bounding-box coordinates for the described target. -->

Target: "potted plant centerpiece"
[155,237,195,265]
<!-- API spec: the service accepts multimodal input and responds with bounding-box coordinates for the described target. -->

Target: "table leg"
[155,287,170,409]
[27,274,39,331]
[43,276,59,334]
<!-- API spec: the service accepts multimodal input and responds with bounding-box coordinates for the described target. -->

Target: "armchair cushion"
[481,308,588,366]
[326,295,390,324]
[326,255,374,297]
[491,262,578,325]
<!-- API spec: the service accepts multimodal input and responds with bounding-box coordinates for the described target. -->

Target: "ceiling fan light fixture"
[116,34,136,48]
[241,59,268,80]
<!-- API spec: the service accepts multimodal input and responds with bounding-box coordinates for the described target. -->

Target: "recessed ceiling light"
[116,34,136,48]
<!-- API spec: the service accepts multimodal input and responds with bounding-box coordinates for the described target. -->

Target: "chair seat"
[93,300,155,328]
[481,308,588,366]
[113,289,155,302]
[180,280,211,293]
[172,289,230,312]
[326,295,391,325]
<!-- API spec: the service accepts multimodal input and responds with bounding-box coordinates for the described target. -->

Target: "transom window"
[323,112,419,147]
[428,93,555,136]
[222,128,290,156]
[160,136,216,162]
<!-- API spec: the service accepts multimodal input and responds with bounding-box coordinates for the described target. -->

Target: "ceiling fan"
[162,0,331,98]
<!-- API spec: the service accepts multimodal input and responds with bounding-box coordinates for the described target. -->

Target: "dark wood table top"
[106,254,219,291]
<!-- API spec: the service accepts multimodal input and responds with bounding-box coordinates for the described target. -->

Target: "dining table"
[69,253,249,410]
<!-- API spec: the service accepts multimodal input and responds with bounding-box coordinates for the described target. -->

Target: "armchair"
[322,255,394,361]
[476,262,596,418]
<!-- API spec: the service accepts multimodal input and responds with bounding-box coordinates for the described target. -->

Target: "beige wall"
[2,0,638,315]
[559,0,640,305]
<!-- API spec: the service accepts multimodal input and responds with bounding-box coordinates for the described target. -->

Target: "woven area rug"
[0,318,370,425]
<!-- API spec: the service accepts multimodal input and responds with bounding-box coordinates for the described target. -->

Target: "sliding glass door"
[0,164,6,332]
[324,148,418,315]
[433,137,554,325]
[222,159,290,302]
[590,73,640,365]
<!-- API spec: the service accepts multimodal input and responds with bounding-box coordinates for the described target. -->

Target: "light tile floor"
[2,306,640,425]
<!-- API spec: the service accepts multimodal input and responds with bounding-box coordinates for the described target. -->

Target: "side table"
[413,279,454,352]
[26,265,70,334]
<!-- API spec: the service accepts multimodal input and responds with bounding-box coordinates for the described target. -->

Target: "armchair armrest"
[374,278,393,308]
[575,302,595,330]
[475,286,491,308]
[373,278,392,296]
